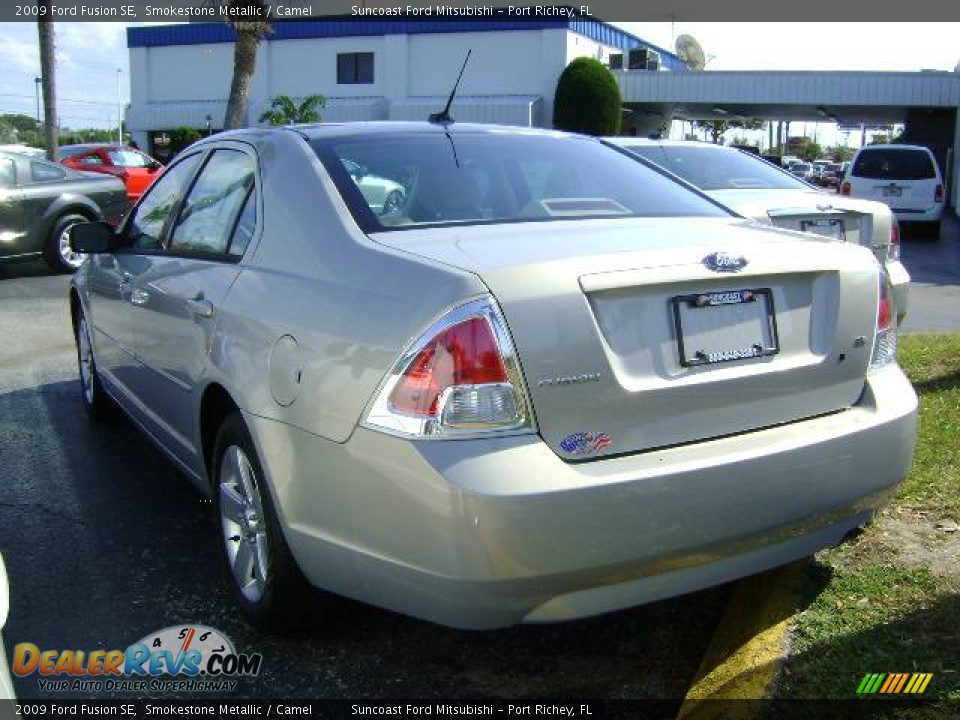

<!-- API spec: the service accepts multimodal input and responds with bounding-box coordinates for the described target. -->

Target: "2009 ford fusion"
[69,123,917,629]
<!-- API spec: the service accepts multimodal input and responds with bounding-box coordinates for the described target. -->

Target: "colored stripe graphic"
[857,672,932,695]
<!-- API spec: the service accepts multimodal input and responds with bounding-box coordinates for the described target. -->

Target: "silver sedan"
[69,123,917,629]
[605,139,911,325]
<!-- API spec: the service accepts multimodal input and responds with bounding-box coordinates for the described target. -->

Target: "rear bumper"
[892,205,943,223]
[249,365,917,629]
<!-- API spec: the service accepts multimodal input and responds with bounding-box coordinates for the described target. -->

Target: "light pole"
[34,77,42,126]
[117,68,123,145]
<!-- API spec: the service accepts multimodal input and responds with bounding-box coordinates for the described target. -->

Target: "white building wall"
[146,43,236,102]
[127,28,577,132]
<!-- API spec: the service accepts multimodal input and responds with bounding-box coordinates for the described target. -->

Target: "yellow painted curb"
[676,562,807,720]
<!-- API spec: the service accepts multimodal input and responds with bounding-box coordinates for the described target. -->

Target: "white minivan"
[841,144,944,232]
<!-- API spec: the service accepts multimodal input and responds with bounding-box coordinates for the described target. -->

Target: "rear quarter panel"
[204,132,487,445]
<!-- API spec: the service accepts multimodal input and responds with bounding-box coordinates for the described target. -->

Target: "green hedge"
[553,57,622,136]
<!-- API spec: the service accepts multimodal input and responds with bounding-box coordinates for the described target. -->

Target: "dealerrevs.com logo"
[13,625,262,693]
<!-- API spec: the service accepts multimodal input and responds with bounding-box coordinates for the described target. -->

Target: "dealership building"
[125,18,960,210]
[124,16,683,158]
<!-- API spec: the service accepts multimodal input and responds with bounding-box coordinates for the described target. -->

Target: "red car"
[56,144,163,203]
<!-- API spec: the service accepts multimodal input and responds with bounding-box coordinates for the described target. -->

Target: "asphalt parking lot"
[899,213,960,332]
[1,213,957,701]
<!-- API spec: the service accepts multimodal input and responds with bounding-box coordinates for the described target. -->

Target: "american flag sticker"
[559,432,614,456]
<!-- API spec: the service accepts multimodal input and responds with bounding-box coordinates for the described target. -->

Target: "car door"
[126,144,257,473]
[85,152,204,398]
[0,156,28,259]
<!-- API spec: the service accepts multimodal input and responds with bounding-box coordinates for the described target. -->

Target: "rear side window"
[169,149,255,255]
[77,154,105,166]
[0,158,15,187]
[852,149,936,180]
[30,161,66,182]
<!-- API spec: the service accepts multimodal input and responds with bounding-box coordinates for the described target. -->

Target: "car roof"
[856,143,934,153]
[201,122,585,148]
[604,137,727,149]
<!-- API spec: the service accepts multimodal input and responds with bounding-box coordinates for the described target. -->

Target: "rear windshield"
[617,143,809,191]
[310,131,728,232]
[852,148,936,180]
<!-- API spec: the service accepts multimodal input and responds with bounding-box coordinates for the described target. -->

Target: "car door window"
[126,153,202,250]
[77,154,105,166]
[169,149,255,255]
[107,149,153,168]
[0,159,15,187]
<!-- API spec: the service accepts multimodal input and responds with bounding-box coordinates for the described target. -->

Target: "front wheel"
[44,214,89,273]
[213,413,310,629]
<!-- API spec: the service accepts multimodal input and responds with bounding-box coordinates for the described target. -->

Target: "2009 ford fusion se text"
[67,122,917,630]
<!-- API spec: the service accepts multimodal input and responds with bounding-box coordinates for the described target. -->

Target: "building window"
[337,52,374,84]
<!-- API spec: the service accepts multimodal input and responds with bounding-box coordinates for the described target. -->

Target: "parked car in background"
[841,144,944,234]
[606,138,910,323]
[341,158,405,215]
[788,162,814,180]
[818,163,845,189]
[70,123,916,630]
[57,144,163,203]
[0,149,127,272]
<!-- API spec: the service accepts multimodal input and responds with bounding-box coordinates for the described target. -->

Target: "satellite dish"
[675,34,706,71]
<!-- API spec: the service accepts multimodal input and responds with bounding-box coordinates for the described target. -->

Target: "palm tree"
[258,94,326,126]
[223,1,273,130]
[37,1,58,160]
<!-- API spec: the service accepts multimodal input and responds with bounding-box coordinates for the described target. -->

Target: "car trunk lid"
[706,188,884,260]
[372,217,880,460]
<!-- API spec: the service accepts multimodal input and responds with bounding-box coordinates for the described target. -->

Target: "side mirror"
[69,221,113,254]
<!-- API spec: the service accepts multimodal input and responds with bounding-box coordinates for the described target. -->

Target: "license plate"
[672,289,779,367]
[801,218,846,241]
[883,186,903,197]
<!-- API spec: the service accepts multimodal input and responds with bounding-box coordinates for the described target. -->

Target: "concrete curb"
[676,562,807,720]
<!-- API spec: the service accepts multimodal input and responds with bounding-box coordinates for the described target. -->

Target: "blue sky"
[0,21,958,133]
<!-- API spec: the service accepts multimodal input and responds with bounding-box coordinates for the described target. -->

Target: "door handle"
[187,296,215,319]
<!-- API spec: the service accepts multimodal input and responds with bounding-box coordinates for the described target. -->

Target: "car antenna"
[429,49,472,125]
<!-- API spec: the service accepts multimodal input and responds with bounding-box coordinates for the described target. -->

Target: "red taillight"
[935,184,944,203]
[388,316,508,416]
[841,182,851,196]
[878,277,892,332]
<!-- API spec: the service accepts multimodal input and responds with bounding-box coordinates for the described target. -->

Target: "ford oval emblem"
[703,252,748,273]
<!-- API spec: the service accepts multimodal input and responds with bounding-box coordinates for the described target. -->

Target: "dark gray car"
[0,150,127,272]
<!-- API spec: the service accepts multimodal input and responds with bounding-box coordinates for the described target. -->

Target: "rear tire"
[212,413,311,630]
[44,213,89,273]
